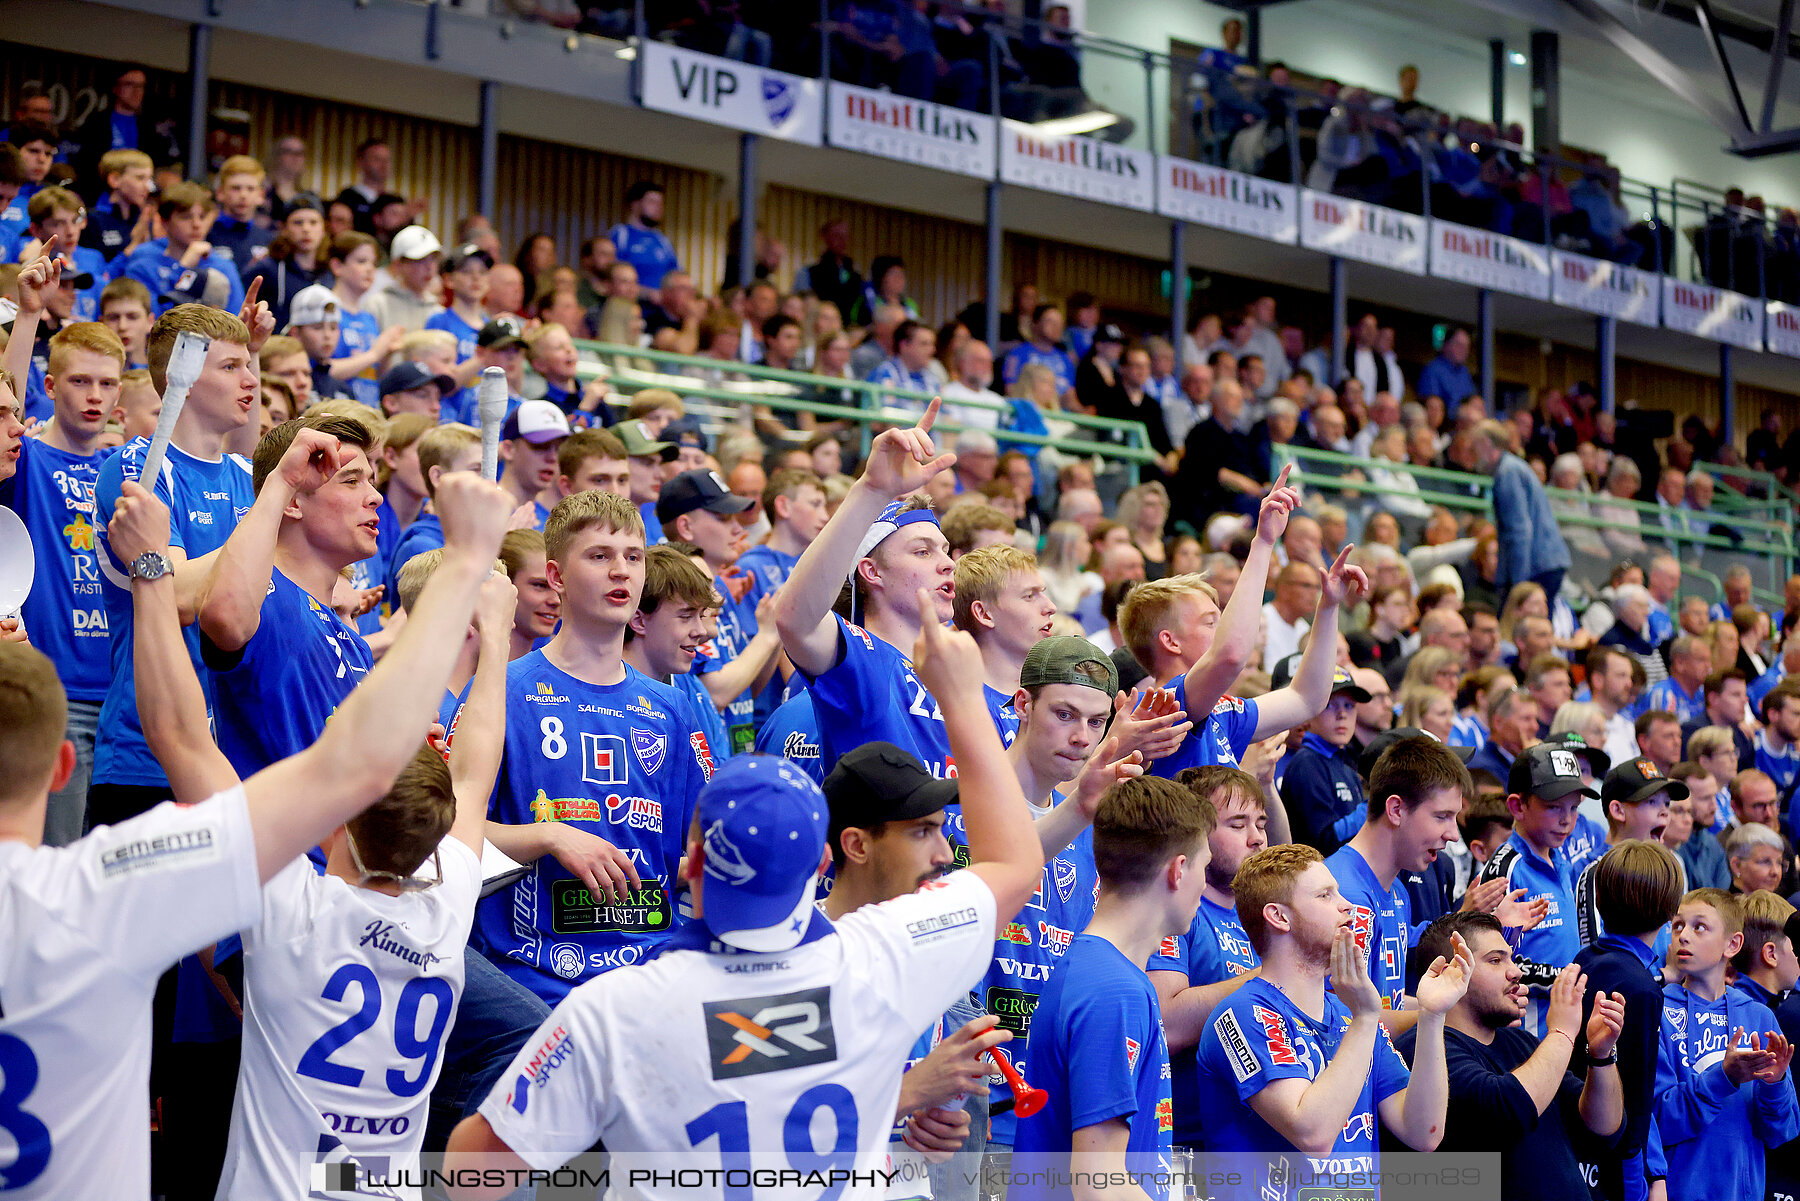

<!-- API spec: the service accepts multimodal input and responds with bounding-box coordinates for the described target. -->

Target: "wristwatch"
[130,551,174,582]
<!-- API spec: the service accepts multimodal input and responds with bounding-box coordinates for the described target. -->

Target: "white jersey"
[216,837,482,1201]
[0,788,260,1199]
[480,869,997,1201]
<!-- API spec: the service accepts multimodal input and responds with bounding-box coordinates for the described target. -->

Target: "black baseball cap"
[664,416,708,451]
[656,469,755,523]
[822,742,960,849]
[444,242,495,272]
[1546,730,1611,779]
[477,316,524,351]
[1095,323,1126,345]
[1601,756,1690,808]
[1357,727,1475,779]
[284,191,325,216]
[1508,742,1601,802]
[1329,666,1374,703]
[378,360,455,398]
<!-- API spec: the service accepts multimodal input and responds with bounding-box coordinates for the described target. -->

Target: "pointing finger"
[918,395,941,435]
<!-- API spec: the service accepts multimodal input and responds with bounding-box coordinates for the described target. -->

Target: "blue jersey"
[425,308,483,363]
[474,653,710,1003]
[1145,899,1237,1148]
[1448,714,1486,750]
[1755,730,1800,815]
[66,245,113,322]
[752,691,825,785]
[1643,678,1705,728]
[1560,812,1611,882]
[607,222,679,291]
[984,684,1021,748]
[639,501,663,547]
[1324,845,1413,1011]
[346,496,399,637]
[94,439,255,787]
[694,580,759,756]
[1480,833,1579,970]
[387,512,444,604]
[1151,677,1262,777]
[6,439,108,702]
[979,826,1099,1146]
[1000,343,1075,393]
[1197,978,1409,1194]
[806,616,955,777]
[736,544,799,597]
[333,307,383,406]
[204,568,374,776]
[1010,935,1173,1201]
[670,665,730,779]
[119,237,244,315]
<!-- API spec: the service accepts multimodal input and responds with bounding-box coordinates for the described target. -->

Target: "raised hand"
[1240,731,1287,793]
[1414,931,1475,1016]
[862,396,957,501]
[275,427,344,496]
[1724,1028,1780,1085]
[331,582,385,621]
[912,588,984,707]
[1071,733,1145,818]
[1329,925,1386,1019]
[1108,687,1193,763]
[1545,963,1588,1043]
[506,501,540,531]
[107,480,172,565]
[1756,1032,1795,1084]
[474,569,519,638]
[433,472,516,566]
[719,565,754,603]
[1497,888,1551,932]
[1254,463,1301,546]
[1320,543,1370,609]
[1586,990,1626,1061]
[14,242,62,317]
[238,275,274,355]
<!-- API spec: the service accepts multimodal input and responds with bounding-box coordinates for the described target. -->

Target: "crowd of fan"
[13,62,1800,1201]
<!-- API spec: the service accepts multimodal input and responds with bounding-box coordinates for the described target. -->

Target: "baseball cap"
[618,420,677,462]
[855,499,942,561]
[501,400,572,444]
[1020,635,1119,698]
[62,269,95,290]
[1330,666,1373,703]
[390,226,442,262]
[285,284,339,330]
[444,242,495,272]
[1546,731,1611,779]
[477,316,525,352]
[1601,757,1690,808]
[823,742,960,850]
[1095,322,1126,345]
[1508,742,1601,802]
[285,191,325,216]
[696,755,829,952]
[664,416,708,451]
[1357,727,1475,779]
[378,360,455,399]
[658,469,755,523]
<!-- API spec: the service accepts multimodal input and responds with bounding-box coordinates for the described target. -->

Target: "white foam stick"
[477,366,507,483]
[139,331,210,486]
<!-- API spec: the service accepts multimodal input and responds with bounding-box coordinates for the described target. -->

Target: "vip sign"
[1157,156,1297,243]
[999,122,1155,211]
[1550,251,1658,326]
[1297,189,1426,274]
[828,82,996,178]
[1661,278,1763,351]
[640,42,823,145]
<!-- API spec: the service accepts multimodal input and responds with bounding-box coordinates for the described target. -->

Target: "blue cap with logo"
[698,754,829,952]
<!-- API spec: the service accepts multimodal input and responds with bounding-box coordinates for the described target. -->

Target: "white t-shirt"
[1261,601,1310,673]
[938,380,1004,431]
[481,869,997,1201]
[0,787,261,1200]
[216,837,483,1201]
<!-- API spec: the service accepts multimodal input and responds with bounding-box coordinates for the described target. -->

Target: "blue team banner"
[640,43,824,146]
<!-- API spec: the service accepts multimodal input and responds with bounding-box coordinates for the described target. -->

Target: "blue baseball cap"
[698,754,829,952]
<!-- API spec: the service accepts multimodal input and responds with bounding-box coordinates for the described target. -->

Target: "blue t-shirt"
[203,568,374,777]
[805,616,955,777]
[119,237,244,315]
[606,222,679,292]
[752,691,825,785]
[1754,731,1800,820]
[425,307,483,363]
[1197,978,1409,1196]
[1643,678,1704,727]
[1000,343,1076,393]
[1324,845,1414,1011]
[6,439,108,702]
[93,439,255,787]
[984,684,1022,748]
[1448,714,1487,750]
[694,579,759,756]
[736,544,800,597]
[639,501,664,547]
[334,307,383,407]
[1151,677,1262,777]
[346,496,400,637]
[1144,898,1238,1148]
[66,244,113,322]
[1010,935,1173,1201]
[979,826,1099,1146]
[671,665,731,776]
[474,653,710,1003]
[387,512,444,605]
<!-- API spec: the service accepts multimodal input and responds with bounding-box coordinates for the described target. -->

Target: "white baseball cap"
[501,400,573,444]
[390,226,443,262]
[285,284,339,331]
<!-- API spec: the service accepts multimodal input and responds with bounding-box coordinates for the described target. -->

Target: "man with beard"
[606,181,678,301]
[1401,912,1625,1201]
[1194,843,1469,1197]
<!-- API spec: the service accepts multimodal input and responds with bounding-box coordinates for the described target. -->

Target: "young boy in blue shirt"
[1657,888,1800,1201]
[1011,776,1212,1201]
[1283,668,1374,853]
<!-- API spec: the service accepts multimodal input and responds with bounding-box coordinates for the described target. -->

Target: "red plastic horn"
[989,1047,1048,1118]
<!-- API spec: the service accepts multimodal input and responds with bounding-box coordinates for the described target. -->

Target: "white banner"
[999,122,1154,211]
[826,83,996,179]
[1767,302,1800,358]
[640,43,823,145]
[1661,279,1763,350]
[1156,157,1297,243]
[1550,251,1659,326]
[1297,190,1426,273]
[1430,220,1550,299]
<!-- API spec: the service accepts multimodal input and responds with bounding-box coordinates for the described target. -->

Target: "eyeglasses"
[345,828,442,892]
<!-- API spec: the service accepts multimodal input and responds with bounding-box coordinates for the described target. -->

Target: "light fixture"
[1509,51,1527,66]
[1031,109,1122,137]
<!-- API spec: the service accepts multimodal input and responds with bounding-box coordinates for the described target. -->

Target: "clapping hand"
[1414,932,1475,1016]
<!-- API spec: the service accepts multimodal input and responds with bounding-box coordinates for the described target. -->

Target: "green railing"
[1272,443,1795,601]
[571,340,1153,481]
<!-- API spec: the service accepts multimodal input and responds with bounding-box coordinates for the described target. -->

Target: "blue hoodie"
[1655,979,1800,1201]
[1281,732,1365,854]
